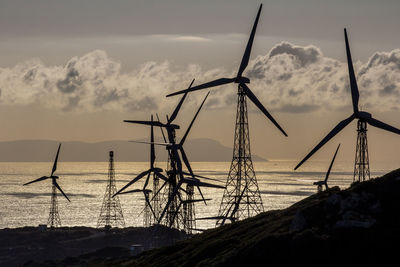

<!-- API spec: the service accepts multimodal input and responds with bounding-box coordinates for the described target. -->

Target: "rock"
[290,210,307,232]
[334,210,376,229]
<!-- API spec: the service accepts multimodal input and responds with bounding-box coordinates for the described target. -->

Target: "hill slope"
[116,169,400,266]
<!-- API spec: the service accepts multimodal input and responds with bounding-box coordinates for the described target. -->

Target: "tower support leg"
[353,120,370,182]
[216,85,264,226]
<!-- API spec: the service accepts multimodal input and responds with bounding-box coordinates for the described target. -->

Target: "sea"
[1,160,399,230]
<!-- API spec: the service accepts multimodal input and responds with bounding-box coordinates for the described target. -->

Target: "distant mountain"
[0,139,267,162]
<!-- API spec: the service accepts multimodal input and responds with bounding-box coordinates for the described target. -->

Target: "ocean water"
[0,160,398,230]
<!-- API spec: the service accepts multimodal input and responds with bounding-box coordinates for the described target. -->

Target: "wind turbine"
[166,4,287,137]
[133,91,225,226]
[314,144,340,192]
[113,114,167,225]
[295,29,400,182]
[123,80,224,231]
[23,143,70,228]
[166,3,286,225]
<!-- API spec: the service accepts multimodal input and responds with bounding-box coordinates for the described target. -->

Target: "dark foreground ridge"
[7,169,400,266]
[0,225,187,266]
[112,168,400,266]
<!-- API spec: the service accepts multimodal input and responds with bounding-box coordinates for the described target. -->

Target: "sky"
[1,0,400,165]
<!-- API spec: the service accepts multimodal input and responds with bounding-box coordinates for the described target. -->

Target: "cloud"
[173,35,212,42]
[0,44,400,114]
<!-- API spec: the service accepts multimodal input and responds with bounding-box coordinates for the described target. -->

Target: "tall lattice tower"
[152,173,161,225]
[97,151,125,229]
[353,120,370,182]
[162,146,183,230]
[183,184,195,233]
[217,86,264,226]
[48,183,62,228]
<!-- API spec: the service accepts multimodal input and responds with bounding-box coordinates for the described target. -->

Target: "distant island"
[0,139,267,162]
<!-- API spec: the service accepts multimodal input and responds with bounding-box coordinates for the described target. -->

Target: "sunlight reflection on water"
[0,160,398,230]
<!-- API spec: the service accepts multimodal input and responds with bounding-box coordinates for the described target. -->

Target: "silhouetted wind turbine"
[314,144,340,192]
[166,4,287,225]
[295,29,400,182]
[114,115,167,222]
[132,91,225,224]
[114,115,167,197]
[166,4,287,137]
[23,143,70,228]
[124,80,223,230]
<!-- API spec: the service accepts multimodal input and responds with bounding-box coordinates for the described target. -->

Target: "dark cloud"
[277,104,320,113]
[94,87,128,107]
[23,68,37,83]
[124,96,158,112]
[56,68,82,94]
[268,42,322,67]
[379,84,398,96]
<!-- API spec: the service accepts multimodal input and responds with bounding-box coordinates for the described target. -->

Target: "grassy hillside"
[118,168,400,266]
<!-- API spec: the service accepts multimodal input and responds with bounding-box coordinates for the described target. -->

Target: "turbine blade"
[168,79,194,123]
[180,92,210,145]
[241,83,288,136]
[118,189,144,194]
[53,180,70,202]
[237,4,263,78]
[182,172,221,183]
[51,143,61,176]
[196,216,232,221]
[150,179,168,202]
[172,148,184,180]
[166,78,235,97]
[295,114,355,170]
[150,115,155,169]
[181,198,212,204]
[182,178,225,189]
[156,113,167,143]
[143,191,156,219]
[113,170,150,196]
[143,172,151,190]
[129,140,169,146]
[124,120,165,128]
[196,185,207,205]
[154,171,168,181]
[157,180,183,224]
[325,144,341,183]
[367,117,400,135]
[180,148,194,177]
[23,176,49,186]
[344,28,360,114]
